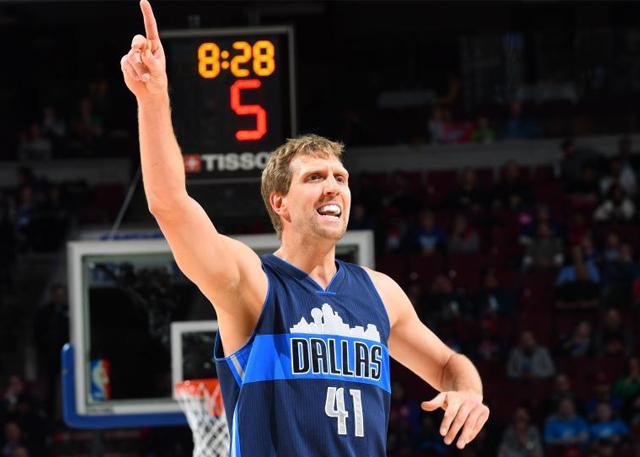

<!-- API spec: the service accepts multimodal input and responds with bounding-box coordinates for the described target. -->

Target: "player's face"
[284,154,351,241]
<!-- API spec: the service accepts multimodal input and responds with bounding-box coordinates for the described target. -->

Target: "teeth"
[317,204,341,216]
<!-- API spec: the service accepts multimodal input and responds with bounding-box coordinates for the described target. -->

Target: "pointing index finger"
[140,0,160,48]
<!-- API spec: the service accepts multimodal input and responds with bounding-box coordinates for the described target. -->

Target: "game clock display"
[163,27,296,180]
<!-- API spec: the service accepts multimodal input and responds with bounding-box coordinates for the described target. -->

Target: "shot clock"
[163,27,296,181]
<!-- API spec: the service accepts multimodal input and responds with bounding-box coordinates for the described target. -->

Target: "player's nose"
[323,175,342,196]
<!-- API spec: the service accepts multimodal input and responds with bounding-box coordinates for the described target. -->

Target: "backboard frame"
[63,230,374,428]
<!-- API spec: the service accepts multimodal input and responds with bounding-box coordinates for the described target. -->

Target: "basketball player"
[121,1,489,455]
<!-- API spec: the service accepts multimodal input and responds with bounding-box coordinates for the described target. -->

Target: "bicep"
[152,195,267,312]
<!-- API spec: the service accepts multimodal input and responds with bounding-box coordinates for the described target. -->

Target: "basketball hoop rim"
[175,378,220,396]
[175,378,225,417]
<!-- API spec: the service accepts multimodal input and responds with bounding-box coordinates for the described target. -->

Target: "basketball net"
[175,379,230,457]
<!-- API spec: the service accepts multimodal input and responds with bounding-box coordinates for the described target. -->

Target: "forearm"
[138,94,187,212]
[440,353,483,397]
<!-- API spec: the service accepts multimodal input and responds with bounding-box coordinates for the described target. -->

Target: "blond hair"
[261,134,344,237]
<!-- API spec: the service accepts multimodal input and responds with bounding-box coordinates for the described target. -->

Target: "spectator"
[14,185,39,253]
[519,204,560,246]
[412,210,445,255]
[383,220,405,253]
[602,233,621,263]
[383,172,419,217]
[447,213,480,254]
[594,184,635,222]
[566,212,591,247]
[502,101,540,140]
[389,382,420,443]
[347,203,376,231]
[560,139,600,190]
[448,168,486,212]
[595,310,633,357]
[581,233,599,263]
[33,283,69,416]
[498,406,544,457]
[507,330,555,379]
[475,320,503,361]
[561,320,594,357]
[624,392,640,430]
[589,402,629,444]
[11,448,29,457]
[612,357,640,402]
[1,422,24,457]
[555,262,600,309]
[601,242,638,308]
[69,97,104,154]
[546,374,578,416]
[1,375,25,416]
[556,246,601,285]
[471,115,496,144]
[522,222,564,270]
[474,268,515,317]
[12,396,46,456]
[544,397,589,446]
[428,107,447,144]
[567,165,600,210]
[16,123,52,161]
[584,375,623,420]
[615,135,638,195]
[491,160,533,210]
[416,414,449,455]
[0,190,16,294]
[423,274,471,326]
[600,158,636,197]
[41,105,67,139]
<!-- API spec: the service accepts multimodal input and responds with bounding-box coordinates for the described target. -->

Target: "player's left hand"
[421,390,490,450]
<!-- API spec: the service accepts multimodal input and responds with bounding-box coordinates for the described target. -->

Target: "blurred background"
[2,1,640,456]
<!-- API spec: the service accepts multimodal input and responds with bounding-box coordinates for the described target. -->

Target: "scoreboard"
[163,27,296,181]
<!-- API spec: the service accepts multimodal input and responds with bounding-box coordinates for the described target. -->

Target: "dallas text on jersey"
[290,337,383,380]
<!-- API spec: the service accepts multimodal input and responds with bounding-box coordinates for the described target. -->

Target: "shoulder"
[360,266,407,327]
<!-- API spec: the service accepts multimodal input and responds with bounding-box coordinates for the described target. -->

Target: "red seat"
[376,254,408,282]
[425,170,457,205]
[593,355,626,383]
[520,270,556,317]
[447,253,484,293]
[407,254,445,284]
[90,183,125,221]
[475,168,495,188]
[532,165,555,183]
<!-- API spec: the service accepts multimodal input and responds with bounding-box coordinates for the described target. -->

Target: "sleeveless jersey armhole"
[358,265,393,335]
[213,262,273,362]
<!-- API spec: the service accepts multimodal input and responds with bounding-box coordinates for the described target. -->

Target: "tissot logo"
[184,154,202,173]
[183,151,271,174]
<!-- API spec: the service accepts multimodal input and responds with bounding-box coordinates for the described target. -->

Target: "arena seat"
[408,254,445,284]
[447,253,484,293]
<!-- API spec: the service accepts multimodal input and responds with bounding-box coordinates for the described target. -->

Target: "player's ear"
[270,192,291,222]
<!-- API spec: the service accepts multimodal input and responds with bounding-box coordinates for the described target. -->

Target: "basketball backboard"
[62,231,374,428]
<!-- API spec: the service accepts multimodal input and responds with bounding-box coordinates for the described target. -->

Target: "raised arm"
[119,1,267,346]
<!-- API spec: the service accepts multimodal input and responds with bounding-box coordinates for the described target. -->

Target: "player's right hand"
[120,0,168,102]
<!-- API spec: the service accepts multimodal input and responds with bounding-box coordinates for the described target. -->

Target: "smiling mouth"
[316,203,342,218]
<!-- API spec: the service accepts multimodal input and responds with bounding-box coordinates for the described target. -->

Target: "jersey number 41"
[325,387,364,437]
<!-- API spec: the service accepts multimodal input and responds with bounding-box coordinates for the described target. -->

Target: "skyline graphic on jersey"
[290,303,381,343]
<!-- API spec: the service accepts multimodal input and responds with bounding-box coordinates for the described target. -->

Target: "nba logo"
[184,154,202,173]
[90,359,111,401]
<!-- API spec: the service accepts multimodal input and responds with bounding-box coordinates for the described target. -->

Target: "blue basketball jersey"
[214,254,391,457]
